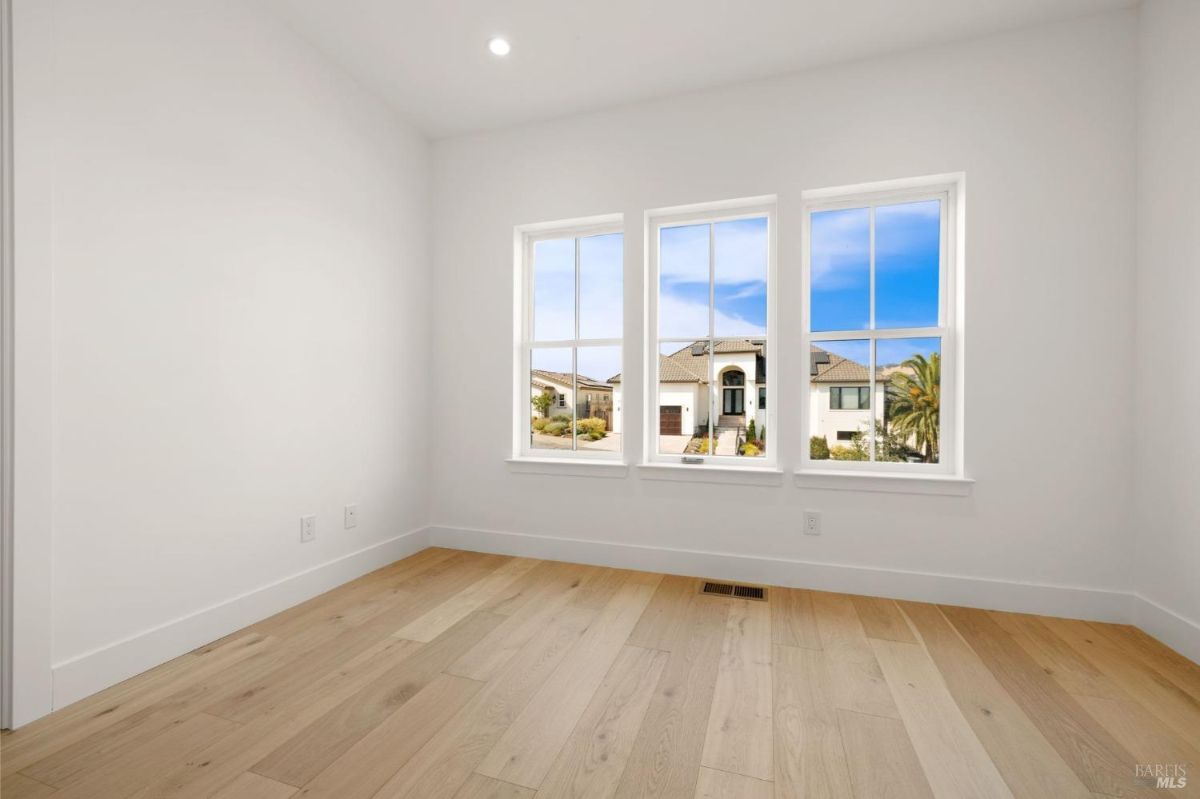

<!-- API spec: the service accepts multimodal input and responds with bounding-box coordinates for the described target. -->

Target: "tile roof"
[531,369,612,391]
[610,339,766,384]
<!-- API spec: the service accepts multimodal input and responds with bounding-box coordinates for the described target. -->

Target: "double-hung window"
[515,216,623,460]
[647,198,776,465]
[801,176,962,474]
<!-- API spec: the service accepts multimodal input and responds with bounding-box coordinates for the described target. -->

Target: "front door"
[722,388,744,415]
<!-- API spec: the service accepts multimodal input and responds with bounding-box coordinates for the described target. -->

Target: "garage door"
[659,406,682,436]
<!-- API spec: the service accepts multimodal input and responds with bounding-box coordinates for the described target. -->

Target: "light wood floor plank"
[3,549,1197,799]
[395,557,540,642]
[1072,694,1200,797]
[871,638,1014,799]
[454,773,537,799]
[1040,616,1200,750]
[692,767,772,799]
[772,644,854,799]
[898,601,1092,799]
[447,562,597,681]
[614,592,729,799]
[940,605,1160,799]
[535,645,669,799]
[810,591,901,719]
[836,709,935,799]
[770,587,821,650]
[1090,624,1200,703]
[371,604,596,798]
[287,673,483,798]
[251,611,502,787]
[0,772,58,799]
[700,598,773,781]
[852,595,918,643]
[210,772,298,799]
[477,571,663,789]
[988,612,1127,701]
[626,574,697,651]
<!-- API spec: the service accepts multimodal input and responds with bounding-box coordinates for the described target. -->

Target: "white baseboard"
[1132,593,1200,665]
[51,528,430,710]
[427,524,1135,624]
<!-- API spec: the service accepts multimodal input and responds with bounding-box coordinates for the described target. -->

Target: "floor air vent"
[701,581,767,601]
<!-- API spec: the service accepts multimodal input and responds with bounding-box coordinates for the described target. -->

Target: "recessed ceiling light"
[488,37,511,57]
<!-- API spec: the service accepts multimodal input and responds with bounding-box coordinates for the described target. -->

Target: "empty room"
[1,0,1198,796]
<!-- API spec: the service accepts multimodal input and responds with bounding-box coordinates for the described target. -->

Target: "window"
[516,216,623,460]
[830,386,870,410]
[647,198,776,464]
[802,176,961,474]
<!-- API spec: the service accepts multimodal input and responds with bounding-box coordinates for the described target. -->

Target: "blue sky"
[811,200,940,332]
[531,203,939,382]
[659,217,768,338]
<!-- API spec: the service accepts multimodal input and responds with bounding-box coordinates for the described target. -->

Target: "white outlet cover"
[344,504,358,529]
[300,514,316,542]
[804,511,822,536]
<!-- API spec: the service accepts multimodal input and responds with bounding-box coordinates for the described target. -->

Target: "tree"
[531,390,553,418]
[885,352,940,462]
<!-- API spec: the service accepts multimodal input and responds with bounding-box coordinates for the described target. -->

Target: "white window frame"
[513,214,624,462]
[800,174,964,478]
[644,196,778,468]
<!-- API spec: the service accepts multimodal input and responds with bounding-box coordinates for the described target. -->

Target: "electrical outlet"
[344,504,358,529]
[300,514,316,543]
[804,510,822,536]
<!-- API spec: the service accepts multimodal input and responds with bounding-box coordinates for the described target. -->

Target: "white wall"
[1133,0,1200,659]
[431,12,1139,609]
[17,0,431,712]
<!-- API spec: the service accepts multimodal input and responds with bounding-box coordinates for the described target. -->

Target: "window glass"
[810,207,869,332]
[713,217,768,337]
[579,233,623,339]
[876,201,940,329]
[533,238,575,341]
[575,346,621,452]
[876,337,942,463]
[530,347,574,451]
[659,224,710,339]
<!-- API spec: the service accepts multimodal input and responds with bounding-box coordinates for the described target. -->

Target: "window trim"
[799,174,964,478]
[513,214,624,462]
[644,196,778,468]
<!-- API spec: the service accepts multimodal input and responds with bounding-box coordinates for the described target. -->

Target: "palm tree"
[885,352,940,462]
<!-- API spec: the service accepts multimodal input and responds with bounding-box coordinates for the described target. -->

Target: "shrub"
[810,436,830,460]
[531,391,553,417]
[576,418,607,439]
[747,420,756,440]
[543,421,568,437]
[830,445,868,461]
[742,442,760,457]
[531,417,549,432]
[552,413,572,425]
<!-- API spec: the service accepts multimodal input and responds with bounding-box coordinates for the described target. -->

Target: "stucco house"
[609,340,768,437]
[606,342,892,447]
[531,369,614,430]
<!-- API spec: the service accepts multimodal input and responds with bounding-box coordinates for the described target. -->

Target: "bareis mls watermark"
[1134,764,1188,790]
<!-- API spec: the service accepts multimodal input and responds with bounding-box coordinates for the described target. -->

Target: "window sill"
[793,469,974,496]
[637,463,784,486]
[506,458,628,479]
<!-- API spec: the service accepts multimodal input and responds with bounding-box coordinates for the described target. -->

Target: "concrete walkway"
[715,429,738,456]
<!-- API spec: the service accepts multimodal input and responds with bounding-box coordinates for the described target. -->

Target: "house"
[610,340,767,436]
[530,369,614,429]
[610,342,888,450]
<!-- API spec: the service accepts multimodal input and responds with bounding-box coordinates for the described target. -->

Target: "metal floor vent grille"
[701,581,767,601]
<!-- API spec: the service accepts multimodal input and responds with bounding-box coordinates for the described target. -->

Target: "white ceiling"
[261,0,1132,138]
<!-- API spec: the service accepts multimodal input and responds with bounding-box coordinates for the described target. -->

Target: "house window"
[830,386,870,410]
[758,386,766,410]
[516,216,623,459]
[803,176,961,474]
[648,198,776,464]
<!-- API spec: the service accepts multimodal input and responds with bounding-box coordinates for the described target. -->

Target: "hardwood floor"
[2,548,1198,799]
